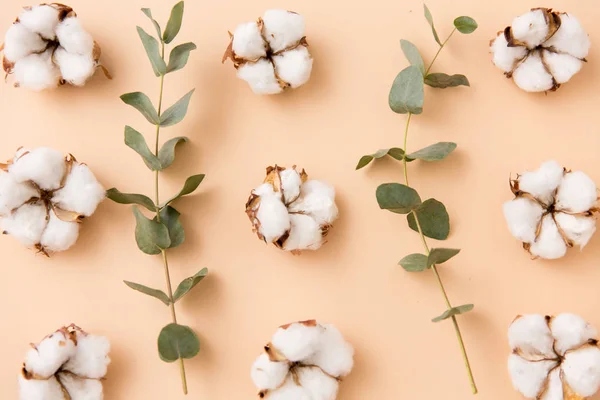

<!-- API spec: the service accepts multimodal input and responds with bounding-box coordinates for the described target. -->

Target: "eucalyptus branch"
[105,1,208,395]
[356,5,478,394]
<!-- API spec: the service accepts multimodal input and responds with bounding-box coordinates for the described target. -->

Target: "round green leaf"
[407,142,457,162]
[407,199,449,240]
[376,183,421,214]
[427,248,460,267]
[158,323,200,362]
[454,16,478,34]
[389,66,424,115]
[132,207,171,255]
[399,254,428,272]
[155,206,185,248]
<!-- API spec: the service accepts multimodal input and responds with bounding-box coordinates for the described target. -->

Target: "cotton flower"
[245,165,338,253]
[223,10,313,95]
[508,313,600,399]
[1,3,110,91]
[251,320,354,399]
[19,324,110,400]
[503,161,597,260]
[0,147,105,255]
[490,8,590,92]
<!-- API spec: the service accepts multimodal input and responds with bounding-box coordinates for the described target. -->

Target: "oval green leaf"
[376,183,421,214]
[427,248,460,267]
[163,174,205,207]
[163,1,184,44]
[160,89,195,127]
[407,142,457,161]
[399,253,428,272]
[167,42,197,74]
[154,206,185,248]
[158,136,188,169]
[137,26,166,76]
[124,280,170,305]
[454,16,478,34]
[424,4,442,46]
[432,304,474,323]
[407,198,450,240]
[400,40,425,75]
[106,188,156,212]
[121,92,159,124]
[158,323,200,362]
[141,8,162,39]
[425,73,470,89]
[173,268,208,302]
[356,148,406,170]
[124,126,161,170]
[133,207,171,255]
[389,66,424,115]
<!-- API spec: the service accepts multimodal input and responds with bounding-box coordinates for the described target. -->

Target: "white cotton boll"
[304,323,354,377]
[0,173,38,215]
[273,46,313,88]
[1,203,48,248]
[54,48,96,86]
[545,14,591,59]
[530,215,568,260]
[508,314,555,360]
[9,147,66,190]
[237,59,283,95]
[262,10,305,53]
[543,51,583,84]
[39,211,79,252]
[18,375,65,400]
[539,367,563,400]
[518,161,564,206]
[256,193,290,243]
[265,376,310,400]
[251,353,289,390]
[56,372,104,399]
[19,5,60,40]
[25,331,76,378]
[556,171,597,213]
[280,168,302,204]
[3,23,46,62]
[297,366,339,400]
[503,198,544,244]
[490,33,528,73]
[554,213,596,250]
[55,17,94,55]
[283,214,323,251]
[511,9,549,48]
[271,322,323,362]
[562,346,600,397]
[288,180,338,226]
[254,183,279,198]
[551,314,598,356]
[512,52,554,92]
[52,163,105,216]
[63,333,110,379]
[13,51,61,91]
[232,22,266,60]
[508,354,557,398]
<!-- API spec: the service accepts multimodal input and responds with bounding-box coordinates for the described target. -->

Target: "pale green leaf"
[166,43,196,73]
[121,92,159,124]
[389,66,424,114]
[106,188,156,212]
[399,254,428,272]
[160,89,195,127]
[376,183,421,214]
[158,137,188,169]
[137,27,166,76]
[158,323,200,362]
[154,206,185,248]
[163,1,184,44]
[432,304,474,322]
[173,268,208,302]
[407,142,457,161]
[425,73,470,88]
[124,281,170,305]
[400,40,425,75]
[427,248,460,267]
[355,148,406,170]
[141,8,162,39]
[424,4,442,46]
[132,207,171,255]
[407,199,450,240]
[454,16,478,34]
[124,126,161,170]
[163,174,205,207]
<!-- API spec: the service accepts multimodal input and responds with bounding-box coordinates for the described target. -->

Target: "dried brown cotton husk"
[245,165,338,253]
[503,160,598,260]
[1,3,111,91]
[19,324,110,400]
[251,320,354,399]
[490,7,590,92]
[223,9,313,94]
[0,147,105,255]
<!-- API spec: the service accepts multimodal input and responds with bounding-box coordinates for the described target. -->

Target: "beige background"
[1,0,600,398]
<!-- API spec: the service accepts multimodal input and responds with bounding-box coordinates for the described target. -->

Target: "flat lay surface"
[1,0,600,398]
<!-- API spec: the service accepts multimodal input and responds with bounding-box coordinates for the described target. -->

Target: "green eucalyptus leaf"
[158,136,188,169]
[376,183,421,214]
[163,1,184,44]
[427,248,460,267]
[355,148,406,170]
[424,4,442,46]
[124,126,161,170]
[158,323,200,362]
[106,188,156,212]
[137,27,166,76]
[160,89,195,127]
[166,42,197,73]
[407,142,457,161]
[432,304,474,323]
[141,8,162,39]
[124,281,170,305]
[454,16,478,34]
[387,148,407,161]
[154,206,185,248]
[400,40,425,76]
[163,174,205,206]
[133,207,171,255]
[121,92,160,124]
[407,199,450,240]
[425,73,470,88]
[389,66,424,115]
[399,254,428,272]
[173,268,208,302]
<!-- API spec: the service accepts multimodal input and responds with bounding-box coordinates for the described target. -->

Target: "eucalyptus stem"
[400,30,478,394]
[154,40,188,395]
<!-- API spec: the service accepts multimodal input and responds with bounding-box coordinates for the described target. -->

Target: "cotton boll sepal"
[508,313,600,399]
[252,320,354,399]
[223,10,313,94]
[0,148,105,256]
[503,161,598,260]
[490,8,590,92]
[1,3,111,90]
[245,165,338,254]
[20,324,110,400]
